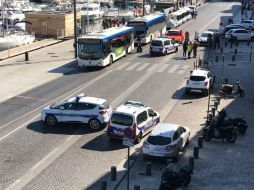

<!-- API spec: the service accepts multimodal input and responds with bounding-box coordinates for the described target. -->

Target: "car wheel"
[45,115,57,127]
[175,47,178,52]
[183,175,192,186]
[185,89,190,95]
[226,133,237,143]
[150,52,154,56]
[163,50,167,56]
[203,89,208,96]
[88,118,102,131]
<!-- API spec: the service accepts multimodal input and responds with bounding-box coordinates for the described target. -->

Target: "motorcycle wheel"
[238,124,248,135]
[204,133,212,141]
[226,133,237,143]
[183,175,192,186]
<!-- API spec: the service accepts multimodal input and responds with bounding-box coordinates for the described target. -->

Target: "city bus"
[127,13,167,44]
[169,7,192,27]
[77,26,134,67]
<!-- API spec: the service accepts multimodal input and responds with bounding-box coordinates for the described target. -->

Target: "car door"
[147,109,158,128]
[76,103,97,123]
[179,126,188,147]
[61,102,79,122]
[172,130,182,151]
[136,111,149,133]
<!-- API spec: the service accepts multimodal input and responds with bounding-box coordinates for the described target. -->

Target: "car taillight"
[144,141,149,148]
[204,81,208,86]
[166,144,176,150]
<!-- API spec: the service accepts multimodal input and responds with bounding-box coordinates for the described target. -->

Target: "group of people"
[182,30,199,59]
[207,32,221,50]
[102,17,127,29]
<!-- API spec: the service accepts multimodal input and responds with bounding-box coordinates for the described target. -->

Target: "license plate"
[194,82,200,85]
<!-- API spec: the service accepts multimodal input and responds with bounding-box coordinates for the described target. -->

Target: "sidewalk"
[0,39,77,103]
[106,10,254,190]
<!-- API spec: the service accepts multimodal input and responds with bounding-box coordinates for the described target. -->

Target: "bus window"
[78,39,102,60]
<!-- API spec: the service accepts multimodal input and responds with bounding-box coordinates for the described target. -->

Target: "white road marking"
[126,62,142,71]
[157,64,169,73]
[178,64,190,74]
[115,61,132,70]
[136,62,151,71]
[15,96,44,100]
[147,63,161,72]
[168,65,180,73]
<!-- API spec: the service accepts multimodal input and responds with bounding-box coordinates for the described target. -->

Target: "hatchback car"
[41,93,112,130]
[185,69,214,96]
[240,20,254,30]
[222,24,245,35]
[225,28,254,41]
[197,31,214,46]
[150,37,178,56]
[142,123,190,161]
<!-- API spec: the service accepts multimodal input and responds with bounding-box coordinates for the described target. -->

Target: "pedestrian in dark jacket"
[182,40,188,57]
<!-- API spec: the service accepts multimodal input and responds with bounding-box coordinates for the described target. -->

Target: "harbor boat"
[80,2,104,21]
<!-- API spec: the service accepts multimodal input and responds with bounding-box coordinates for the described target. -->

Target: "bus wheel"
[109,55,113,65]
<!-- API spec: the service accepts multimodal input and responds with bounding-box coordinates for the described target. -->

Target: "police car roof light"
[124,101,145,107]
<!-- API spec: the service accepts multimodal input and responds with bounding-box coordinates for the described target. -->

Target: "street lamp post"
[74,0,77,58]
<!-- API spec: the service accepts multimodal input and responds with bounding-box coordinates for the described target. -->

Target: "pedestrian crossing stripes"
[116,61,132,70]
[147,63,161,72]
[167,65,180,73]
[136,63,151,71]
[177,65,190,74]
[157,64,169,73]
[126,62,142,71]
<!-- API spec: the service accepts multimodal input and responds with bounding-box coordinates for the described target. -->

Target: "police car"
[41,93,112,130]
[107,101,160,144]
[150,37,178,56]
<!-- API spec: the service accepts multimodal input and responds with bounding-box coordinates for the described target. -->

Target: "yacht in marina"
[80,2,104,21]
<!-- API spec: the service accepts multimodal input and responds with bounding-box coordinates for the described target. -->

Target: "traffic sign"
[123,138,134,147]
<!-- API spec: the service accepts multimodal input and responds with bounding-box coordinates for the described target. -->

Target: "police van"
[107,101,160,143]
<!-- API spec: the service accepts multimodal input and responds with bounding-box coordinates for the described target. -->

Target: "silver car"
[142,123,190,161]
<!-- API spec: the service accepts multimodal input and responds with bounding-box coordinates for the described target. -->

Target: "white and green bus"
[127,13,167,44]
[77,26,134,67]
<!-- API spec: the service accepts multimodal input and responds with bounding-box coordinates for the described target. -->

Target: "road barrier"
[25,51,29,61]
[225,41,227,47]
[189,156,195,170]
[214,101,218,110]
[198,136,203,148]
[101,181,107,190]
[217,97,221,105]
[232,55,235,61]
[111,166,117,181]
[211,107,216,118]
[220,47,223,53]
[145,162,152,176]
[234,48,237,55]
[193,147,199,159]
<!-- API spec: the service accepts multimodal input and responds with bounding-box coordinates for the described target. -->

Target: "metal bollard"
[225,41,227,47]
[189,156,195,170]
[100,181,107,190]
[234,49,237,55]
[232,55,235,61]
[230,41,233,48]
[211,107,216,118]
[134,185,141,190]
[25,51,29,61]
[111,166,117,181]
[236,40,238,46]
[208,113,213,121]
[250,52,252,62]
[214,101,218,110]
[220,47,223,53]
[215,55,218,62]
[198,136,203,148]
[145,162,152,176]
[247,40,250,46]
[193,147,199,159]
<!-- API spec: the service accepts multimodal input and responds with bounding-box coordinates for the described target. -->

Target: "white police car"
[150,37,178,56]
[41,93,112,130]
[107,101,160,144]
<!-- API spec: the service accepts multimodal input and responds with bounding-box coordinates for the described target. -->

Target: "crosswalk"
[114,61,192,75]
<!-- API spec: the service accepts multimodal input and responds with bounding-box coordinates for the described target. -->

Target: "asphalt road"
[0,1,241,190]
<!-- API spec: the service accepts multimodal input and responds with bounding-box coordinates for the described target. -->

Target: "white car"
[225,28,254,41]
[107,101,160,143]
[240,20,254,30]
[197,31,214,46]
[188,5,197,13]
[185,69,214,96]
[41,93,112,130]
[150,37,178,56]
[142,123,190,161]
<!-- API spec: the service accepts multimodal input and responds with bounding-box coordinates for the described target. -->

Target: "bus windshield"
[78,39,102,60]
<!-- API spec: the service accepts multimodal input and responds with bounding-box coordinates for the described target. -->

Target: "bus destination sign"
[128,22,144,26]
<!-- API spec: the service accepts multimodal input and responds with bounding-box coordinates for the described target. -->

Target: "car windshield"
[151,40,162,46]
[190,76,206,81]
[111,113,133,126]
[167,31,179,35]
[147,136,171,145]
[201,33,210,37]
[100,101,110,109]
[50,100,68,109]
[78,39,102,60]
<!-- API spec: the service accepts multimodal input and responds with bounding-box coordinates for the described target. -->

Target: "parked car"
[142,123,190,161]
[222,24,245,36]
[188,5,197,13]
[166,19,177,30]
[41,93,112,130]
[107,101,160,143]
[185,68,214,96]
[225,28,254,41]
[165,29,184,43]
[240,20,254,30]
[197,31,214,46]
[150,37,178,56]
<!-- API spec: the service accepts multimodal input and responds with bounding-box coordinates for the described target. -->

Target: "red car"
[165,29,184,43]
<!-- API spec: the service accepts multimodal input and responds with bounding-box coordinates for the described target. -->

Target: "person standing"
[185,30,190,41]
[207,33,213,50]
[187,41,193,59]
[192,40,199,58]
[183,40,188,57]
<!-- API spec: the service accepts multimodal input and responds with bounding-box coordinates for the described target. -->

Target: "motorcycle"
[219,79,245,98]
[203,123,238,143]
[159,164,193,190]
[217,109,248,135]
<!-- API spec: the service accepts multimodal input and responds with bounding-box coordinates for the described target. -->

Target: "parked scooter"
[217,109,248,135]
[203,123,238,143]
[159,164,193,190]
[219,79,245,97]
